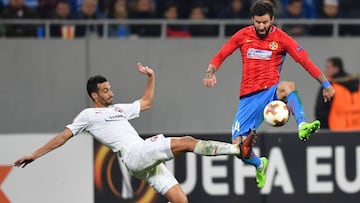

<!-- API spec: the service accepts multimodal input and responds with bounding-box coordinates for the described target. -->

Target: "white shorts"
[119,134,178,195]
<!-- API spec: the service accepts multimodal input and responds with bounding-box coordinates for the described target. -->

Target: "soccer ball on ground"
[263,100,290,127]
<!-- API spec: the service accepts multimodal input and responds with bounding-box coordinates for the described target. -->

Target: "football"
[263,100,290,127]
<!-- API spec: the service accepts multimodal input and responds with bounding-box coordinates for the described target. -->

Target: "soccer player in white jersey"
[14,63,256,203]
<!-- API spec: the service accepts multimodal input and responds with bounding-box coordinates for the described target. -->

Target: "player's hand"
[137,62,154,77]
[203,71,217,87]
[322,85,335,102]
[14,154,35,168]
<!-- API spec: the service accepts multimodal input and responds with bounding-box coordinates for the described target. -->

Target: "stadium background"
[1,24,360,202]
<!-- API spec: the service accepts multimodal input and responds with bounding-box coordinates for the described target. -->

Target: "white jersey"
[67,100,178,195]
[66,100,144,152]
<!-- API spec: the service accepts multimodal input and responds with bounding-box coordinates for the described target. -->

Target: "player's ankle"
[298,122,305,130]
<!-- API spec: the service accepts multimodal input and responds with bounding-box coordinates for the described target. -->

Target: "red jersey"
[210,25,322,97]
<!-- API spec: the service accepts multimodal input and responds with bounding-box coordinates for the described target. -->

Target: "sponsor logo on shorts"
[247,48,272,60]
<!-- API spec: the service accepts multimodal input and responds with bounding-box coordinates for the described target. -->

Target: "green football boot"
[256,157,268,188]
[298,120,321,142]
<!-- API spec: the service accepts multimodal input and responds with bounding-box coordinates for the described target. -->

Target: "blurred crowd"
[1,0,360,38]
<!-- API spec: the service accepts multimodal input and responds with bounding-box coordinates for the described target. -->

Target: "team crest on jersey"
[247,48,272,60]
[150,135,159,142]
[114,107,123,113]
[269,41,278,50]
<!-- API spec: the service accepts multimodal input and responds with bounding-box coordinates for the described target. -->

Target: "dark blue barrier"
[94,131,360,203]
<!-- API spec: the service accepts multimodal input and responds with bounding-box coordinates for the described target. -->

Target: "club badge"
[269,41,278,50]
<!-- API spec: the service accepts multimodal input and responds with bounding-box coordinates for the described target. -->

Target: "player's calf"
[238,130,257,159]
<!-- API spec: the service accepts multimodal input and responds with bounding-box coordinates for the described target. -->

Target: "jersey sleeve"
[116,100,140,120]
[282,32,322,78]
[66,110,90,136]
[210,31,243,70]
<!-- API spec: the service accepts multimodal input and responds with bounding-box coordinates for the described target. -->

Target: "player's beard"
[99,96,113,107]
[255,25,271,39]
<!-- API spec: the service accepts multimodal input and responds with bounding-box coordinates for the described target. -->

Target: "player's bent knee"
[171,136,197,155]
[279,81,297,95]
[182,135,196,142]
[181,136,197,150]
[177,135,197,145]
[282,81,296,90]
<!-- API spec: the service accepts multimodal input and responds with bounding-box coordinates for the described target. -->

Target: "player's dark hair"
[87,75,107,100]
[250,0,275,18]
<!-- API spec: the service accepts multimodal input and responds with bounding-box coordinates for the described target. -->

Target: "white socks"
[193,140,239,156]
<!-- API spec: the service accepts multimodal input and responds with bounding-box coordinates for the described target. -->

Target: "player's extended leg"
[231,89,276,189]
[233,133,267,189]
[170,135,255,158]
[277,81,320,141]
[127,134,254,173]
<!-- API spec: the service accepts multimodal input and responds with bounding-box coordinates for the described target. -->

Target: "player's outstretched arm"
[14,128,73,168]
[137,63,155,111]
[203,64,217,87]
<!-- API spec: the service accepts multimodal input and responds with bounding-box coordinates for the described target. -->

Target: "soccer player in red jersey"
[203,0,335,188]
